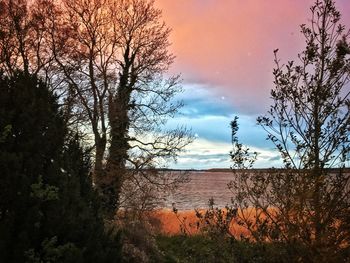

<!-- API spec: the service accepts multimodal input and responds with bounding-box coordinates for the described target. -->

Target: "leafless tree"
[0,0,85,126]
[50,0,192,216]
[0,0,54,76]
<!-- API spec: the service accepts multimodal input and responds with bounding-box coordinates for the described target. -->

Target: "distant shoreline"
[157,167,350,173]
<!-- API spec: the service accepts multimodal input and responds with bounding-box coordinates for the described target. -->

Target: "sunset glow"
[156,0,350,169]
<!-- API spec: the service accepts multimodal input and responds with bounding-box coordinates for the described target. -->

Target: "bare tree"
[49,0,192,216]
[228,1,350,262]
[0,0,59,79]
[49,0,117,183]
[0,0,83,127]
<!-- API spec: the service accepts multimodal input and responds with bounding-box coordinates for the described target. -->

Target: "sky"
[154,0,350,169]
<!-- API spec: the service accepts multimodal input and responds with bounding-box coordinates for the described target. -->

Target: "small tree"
[230,0,350,262]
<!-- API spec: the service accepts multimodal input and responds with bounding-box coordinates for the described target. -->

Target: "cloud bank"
[157,0,350,169]
[157,0,350,114]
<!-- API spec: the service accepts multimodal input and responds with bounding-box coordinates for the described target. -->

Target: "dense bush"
[156,234,308,263]
[0,72,121,262]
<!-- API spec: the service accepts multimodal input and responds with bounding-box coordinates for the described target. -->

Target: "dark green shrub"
[0,72,121,262]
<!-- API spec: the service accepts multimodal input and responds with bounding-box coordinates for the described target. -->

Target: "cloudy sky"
[154,0,350,169]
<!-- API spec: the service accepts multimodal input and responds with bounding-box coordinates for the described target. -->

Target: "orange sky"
[155,0,350,114]
[155,0,350,169]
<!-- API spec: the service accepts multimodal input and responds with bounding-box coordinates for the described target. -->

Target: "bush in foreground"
[0,72,121,262]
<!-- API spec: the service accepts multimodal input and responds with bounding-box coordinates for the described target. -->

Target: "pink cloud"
[155,0,350,113]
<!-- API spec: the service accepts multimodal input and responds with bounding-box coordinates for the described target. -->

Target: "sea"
[163,171,234,210]
[160,169,350,210]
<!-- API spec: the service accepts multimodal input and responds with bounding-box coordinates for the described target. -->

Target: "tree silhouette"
[230,0,350,262]
[53,0,192,216]
[0,0,193,218]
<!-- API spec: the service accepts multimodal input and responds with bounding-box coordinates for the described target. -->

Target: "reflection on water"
[162,171,234,210]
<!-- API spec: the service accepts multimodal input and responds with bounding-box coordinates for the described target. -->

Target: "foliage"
[156,234,234,263]
[193,198,237,238]
[156,234,301,263]
[119,220,163,263]
[0,72,121,262]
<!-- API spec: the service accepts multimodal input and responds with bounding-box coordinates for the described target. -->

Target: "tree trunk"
[313,6,327,249]
[94,135,106,180]
[101,73,132,217]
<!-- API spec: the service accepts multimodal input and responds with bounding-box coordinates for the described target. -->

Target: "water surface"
[163,171,234,210]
